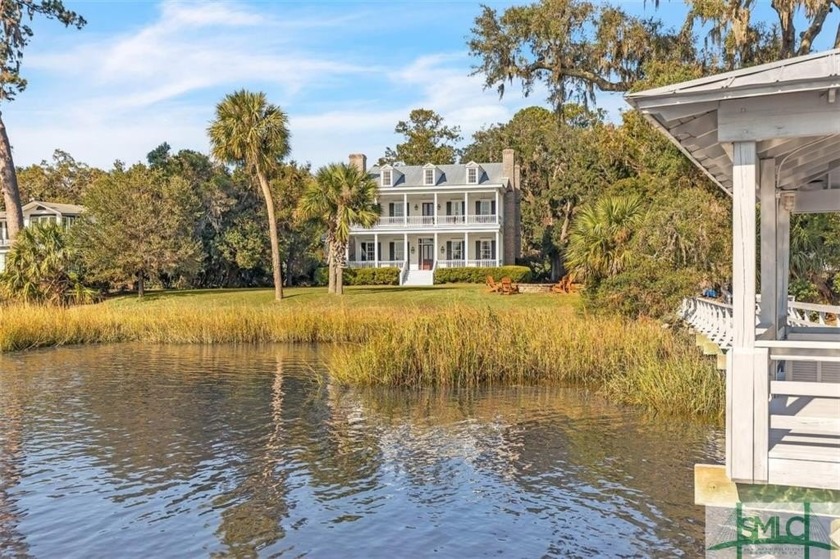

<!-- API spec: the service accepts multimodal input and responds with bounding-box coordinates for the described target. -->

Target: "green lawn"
[105,284,581,312]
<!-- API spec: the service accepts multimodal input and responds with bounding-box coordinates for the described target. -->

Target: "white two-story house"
[347,150,521,286]
[0,201,84,272]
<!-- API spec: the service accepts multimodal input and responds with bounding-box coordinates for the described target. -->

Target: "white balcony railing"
[437,259,466,268]
[466,259,498,268]
[439,215,465,225]
[352,214,501,230]
[347,260,403,269]
[0,238,10,247]
[406,216,435,226]
[379,216,406,226]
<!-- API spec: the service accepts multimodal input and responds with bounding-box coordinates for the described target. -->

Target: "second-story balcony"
[353,214,502,231]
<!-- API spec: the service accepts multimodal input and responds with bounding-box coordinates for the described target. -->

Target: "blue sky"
[5,1,837,170]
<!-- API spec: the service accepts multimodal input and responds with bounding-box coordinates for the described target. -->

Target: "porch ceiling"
[626,49,840,196]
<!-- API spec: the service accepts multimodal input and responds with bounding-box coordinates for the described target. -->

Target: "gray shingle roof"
[369,163,505,187]
[0,201,85,219]
[27,201,85,214]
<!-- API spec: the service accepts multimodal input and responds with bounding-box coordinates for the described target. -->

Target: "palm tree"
[208,90,290,301]
[298,163,380,295]
[566,194,644,282]
[0,222,94,305]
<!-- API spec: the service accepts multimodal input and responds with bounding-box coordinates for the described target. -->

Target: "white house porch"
[350,190,504,232]
[347,232,504,286]
[628,49,840,492]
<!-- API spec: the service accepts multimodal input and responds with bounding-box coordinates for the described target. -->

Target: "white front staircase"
[402,270,434,286]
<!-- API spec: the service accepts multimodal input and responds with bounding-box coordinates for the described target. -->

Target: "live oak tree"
[379,109,462,165]
[469,0,839,113]
[208,90,290,300]
[16,149,103,204]
[678,0,840,68]
[468,0,693,110]
[462,105,615,279]
[0,1,86,241]
[77,165,202,298]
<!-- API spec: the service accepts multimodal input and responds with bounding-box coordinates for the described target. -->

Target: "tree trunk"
[137,272,145,299]
[327,233,335,294]
[257,171,283,301]
[0,111,23,241]
[335,241,345,295]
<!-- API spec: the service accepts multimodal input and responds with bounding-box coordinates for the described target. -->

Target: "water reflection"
[0,376,29,557]
[0,344,723,558]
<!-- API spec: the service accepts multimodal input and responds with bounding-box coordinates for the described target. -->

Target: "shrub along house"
[0,201,84,272]
[346,151,521,286]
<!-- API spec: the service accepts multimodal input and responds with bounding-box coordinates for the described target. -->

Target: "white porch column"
[728,140,769,485]
[345,240,351,265]
[464,192,469,224]
[403,193,408,225]
[434,232,439,268]
[759,158,777,329]
[733,142,758,349]
[777,195,792,330]
[374,233,379,268]
[434,192,438,225]
[494,190,499,224]
[495,230,500,266]
[464,231,468,266]
[404,233,409,269]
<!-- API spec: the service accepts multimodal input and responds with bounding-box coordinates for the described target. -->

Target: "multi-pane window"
[382,169,392,187]
[31,215,57,225]
[480,240,494,260]
[389,202,404,217]
[360,242,376,261]
[391,242,405,261]
[424,168,435,185]
[467,167,478,184]
[451,240,464,260]
[478,200,492,215]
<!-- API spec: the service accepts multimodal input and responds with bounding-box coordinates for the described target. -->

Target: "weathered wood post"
[759,158,777,331]
[727,141,770,484]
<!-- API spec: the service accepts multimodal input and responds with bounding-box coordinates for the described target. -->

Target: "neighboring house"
[0,201,84,272]
[347,150,521,286]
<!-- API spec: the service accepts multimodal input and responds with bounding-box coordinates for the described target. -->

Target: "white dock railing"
[787,301,839,327]
[681,297,840,351]
[680,298,736,350]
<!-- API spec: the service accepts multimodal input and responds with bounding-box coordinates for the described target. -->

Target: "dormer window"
[467,167,478,184]
[381,168,393,187]
[465,162,481,185]
[424,168,435,186]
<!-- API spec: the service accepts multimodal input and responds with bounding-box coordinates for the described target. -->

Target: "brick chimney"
[349,153,367,174]
[502,148,521,264]
[502,148,515,180]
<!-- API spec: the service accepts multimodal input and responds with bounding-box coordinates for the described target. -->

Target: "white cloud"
[6,1,547,170]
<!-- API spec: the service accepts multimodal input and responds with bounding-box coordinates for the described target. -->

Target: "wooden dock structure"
[627,49,840,493]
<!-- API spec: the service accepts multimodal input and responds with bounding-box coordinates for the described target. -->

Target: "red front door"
[419,239,434,270]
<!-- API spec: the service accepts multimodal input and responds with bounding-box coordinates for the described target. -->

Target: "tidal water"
[0,344,724,558]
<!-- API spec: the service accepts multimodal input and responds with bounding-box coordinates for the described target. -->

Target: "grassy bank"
[329,307,723,420]
[0,286,578,351]
[0,286,721,420]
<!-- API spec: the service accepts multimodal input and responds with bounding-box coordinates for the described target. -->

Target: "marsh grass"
[0,287,722,420]
[329,307,723,420]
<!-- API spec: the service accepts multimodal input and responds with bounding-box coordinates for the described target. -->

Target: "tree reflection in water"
[213,355,288,557]
[0,377,29,557]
